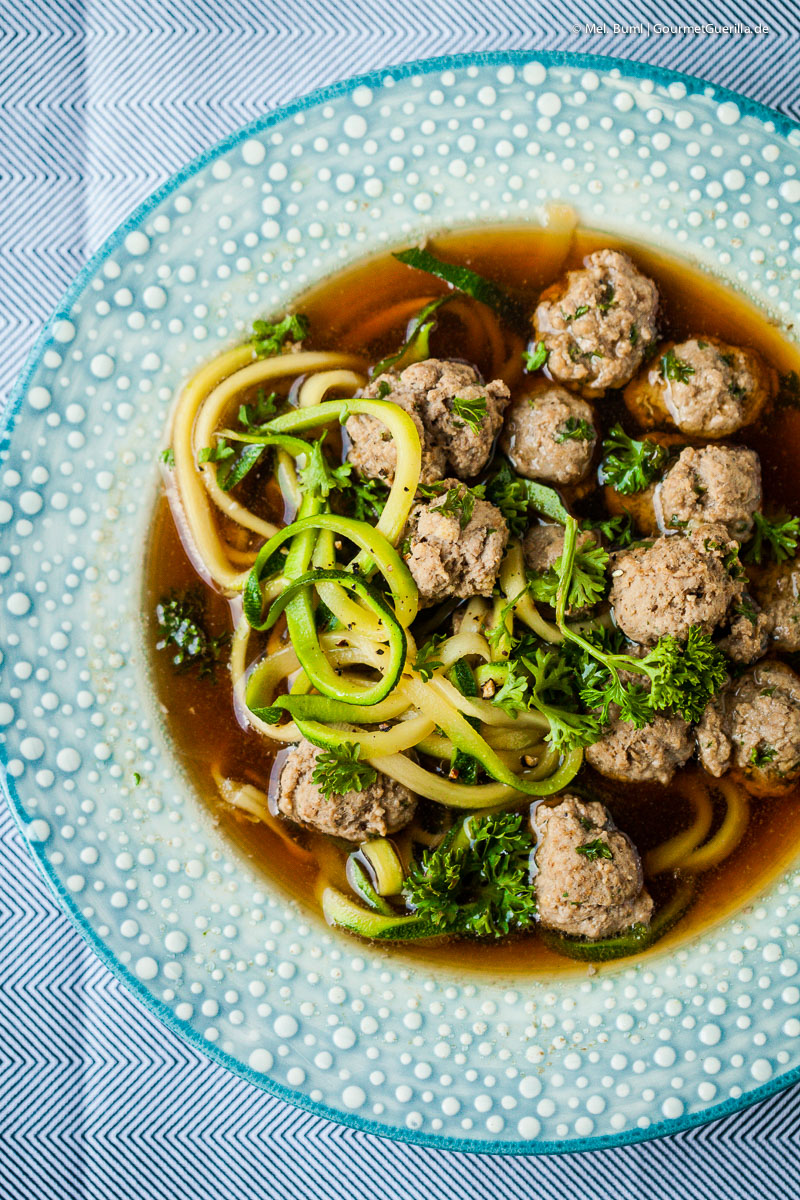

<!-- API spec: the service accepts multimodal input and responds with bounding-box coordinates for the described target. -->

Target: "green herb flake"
[159,448,175,467]
[414,635,446,682]
[742,511,800,565]
[749,744,776,769]
[250,313,309,358]
[553,416,595,444]
[576,839,613,861]
[660,348,695,384]
[451,393,488,434]
[522,341,548,372]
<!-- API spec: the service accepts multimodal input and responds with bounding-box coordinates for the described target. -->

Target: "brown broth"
[147,224,800,979]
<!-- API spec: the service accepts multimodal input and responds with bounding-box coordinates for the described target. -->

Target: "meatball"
[657,445,761,540]
[534,795,653,939]
[696,661,800,796]
[499,383,597,485]
[716,598,771,664]
[346,359,510,485]
[609,523,743,644]
[585,709,693,785]
[277,739,417,840]
[753,560,800,652]
[623,337,773,438]
[533,249,659,396]
[402,479,509,606]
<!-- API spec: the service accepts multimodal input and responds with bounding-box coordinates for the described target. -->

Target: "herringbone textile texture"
[3,2,800,1197]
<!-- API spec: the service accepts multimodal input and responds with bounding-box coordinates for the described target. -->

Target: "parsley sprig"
[250,313,309,357]
[485,460,570,537]
[312,743,377,799]
[527,540,609,613]
[417,481,485,529]
[599,424,670,495]
[741,511,800,565]
[554,517,728,726]
[403,812,537,938]
[155,590,230,678]
[299,433,353,499]
[413,635,446,682]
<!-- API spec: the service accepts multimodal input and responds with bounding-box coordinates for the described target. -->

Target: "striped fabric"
[3,2,800,1196]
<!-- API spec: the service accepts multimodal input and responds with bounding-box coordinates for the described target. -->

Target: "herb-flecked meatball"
[499,383,598,485]
[696,661,800,796]
[753,559,800,653]
[623,337,774,438]
[533,249,659,397]
[534,795,653,939]
[346,358,510,485]
[585,709,693,785]
[657,445,762,541]
[278,739,417,840]
[609,524,743,644]
[402,479,508,606]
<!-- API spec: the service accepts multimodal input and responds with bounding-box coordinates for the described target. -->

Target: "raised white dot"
[518,1115,540,1138]
[7,592,30,616]
[274,1014,298,1039]
[537,92,561,116]
[143,286,167,310]
[662,1096,684,1119]
[28,386,51,410]
[342,1085,365,1109]
[780,180,800,204]
[90,354,114,379]
[135,957,158,981]
[56,748,81,773]
[124,231,150,255]
[242,140,265,165]
[751,1058,772,1082]
[249,1048,273,1073]
[717,101,740,125]
[699,1023,721,1046]
[27,820,50,842]
[165,931,188,953]
[52,319,75,343]
[333,1027,356,1050]
[20,737,43,761]
[343,114,367,138]
[351,86,372,108]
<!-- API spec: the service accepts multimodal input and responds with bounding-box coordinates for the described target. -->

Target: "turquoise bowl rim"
[3,49,800,1155]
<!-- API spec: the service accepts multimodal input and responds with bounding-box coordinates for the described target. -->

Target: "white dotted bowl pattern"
[3,54,800,1152]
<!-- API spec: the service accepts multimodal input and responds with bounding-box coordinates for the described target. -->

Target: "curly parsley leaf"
[527,541,609,614]
[417,481,485,529]
[348,477,389,522]
[741,511,800,565]
[485,460,570,536]
[599,424,669,495]
[403,812,537,938]
[155,590,230,678]
[159,448,175,467]
[311,743,377,799]
[451,394,488,433]
[522,648,602,751]
[553,417,595,444]
[299,432,353,499]
[581,512,634,549]
[251,313,309,358]
[238,388,279,429]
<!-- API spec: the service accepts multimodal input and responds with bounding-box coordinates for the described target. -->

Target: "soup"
[146,223,800,974]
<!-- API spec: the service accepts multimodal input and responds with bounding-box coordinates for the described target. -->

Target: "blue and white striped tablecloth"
[3,2,800,1196]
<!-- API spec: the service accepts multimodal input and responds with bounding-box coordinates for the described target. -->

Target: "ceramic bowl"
[3,52,800,1153]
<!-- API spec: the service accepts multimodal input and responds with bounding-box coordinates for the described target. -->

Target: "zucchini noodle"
[171,348,365,591]
[645,775,751,876]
